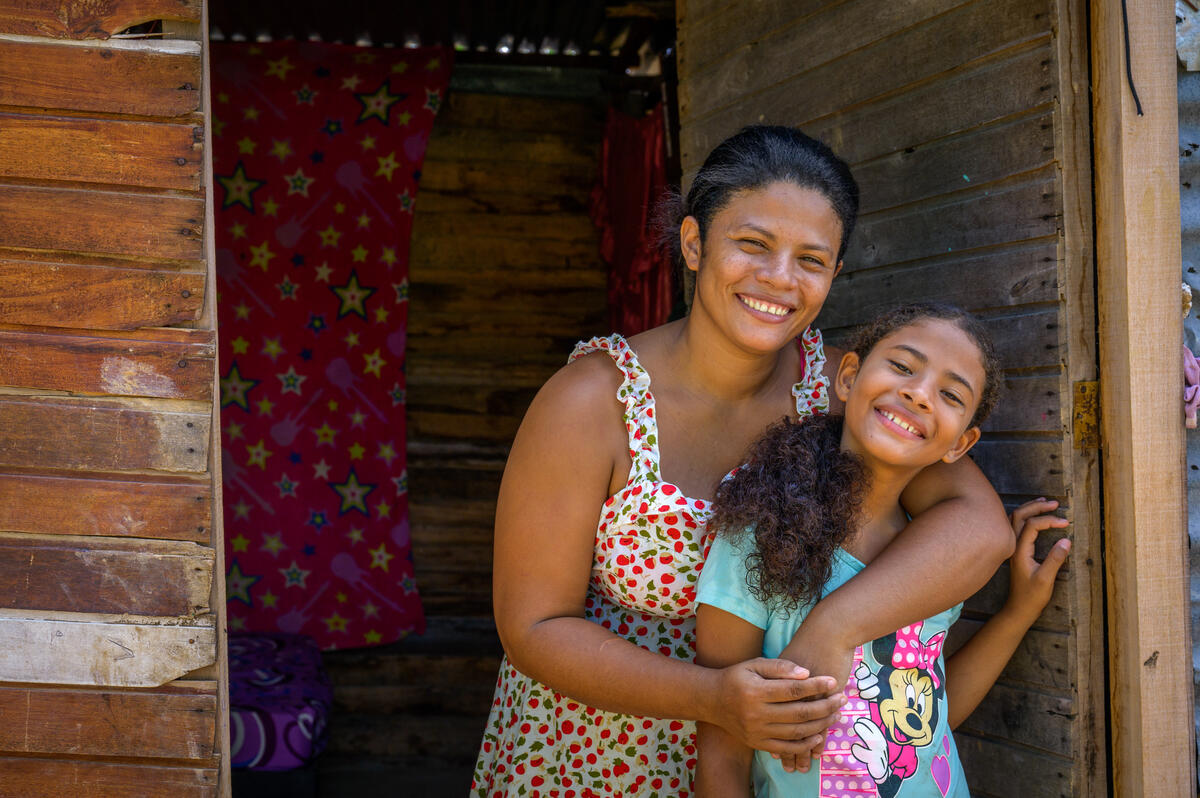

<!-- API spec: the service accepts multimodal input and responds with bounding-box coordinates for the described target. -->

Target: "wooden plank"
[963,562,1071,632]
[985,373,1061,435]
[680,0,843,76]
[958,682,1074,757]
[817,240,1059,325]
[946,620,1070,690]
[0,258,204,329]
[0,0,202,39]
[825,308,1064,372]
[844,174,1059,272]
[0,471,211,542]
[968,439,1064,497]
[0,395,210,473]
[418,188,589,216]
[433,91,601,135]
[0,185,204,261]
[419,159,594,200]
[0,531,212,616]
[0,38,201,116]
[0,112,202,191]
[411,234,603,272]
[682,42,1054,179]
[0,757,216,798]
[1054,0,1107,791]
[680,0,983,125]
[0,611,215,686]
[854,111,1055,215]
[954,733,1071,795]
[1092,1,1194,794]
[0,326,214,399]
[0,682,216,760]
[412,212,597,244]
[423,128,598,168]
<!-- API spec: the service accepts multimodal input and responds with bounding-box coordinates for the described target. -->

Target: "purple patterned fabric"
[230,633,332,771]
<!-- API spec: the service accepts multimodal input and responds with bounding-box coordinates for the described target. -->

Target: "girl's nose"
[901,381,932,409]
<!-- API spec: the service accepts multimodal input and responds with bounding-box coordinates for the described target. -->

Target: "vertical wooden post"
[1092,1,1194,794]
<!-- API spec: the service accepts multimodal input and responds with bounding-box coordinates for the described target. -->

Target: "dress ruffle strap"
[570,334,661,483]
[792,327,830,417]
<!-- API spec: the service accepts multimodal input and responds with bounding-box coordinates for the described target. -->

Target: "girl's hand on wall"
[1003,498,1070,626]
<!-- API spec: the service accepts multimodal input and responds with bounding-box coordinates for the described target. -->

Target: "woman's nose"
[757,253,797,285]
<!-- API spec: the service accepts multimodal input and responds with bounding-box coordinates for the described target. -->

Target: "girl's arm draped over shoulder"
[491,354,842,750]
[779,455,1013,685]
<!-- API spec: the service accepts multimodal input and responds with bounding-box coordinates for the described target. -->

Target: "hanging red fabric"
[590,104,674,336]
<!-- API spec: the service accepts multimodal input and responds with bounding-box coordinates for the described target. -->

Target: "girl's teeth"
[882,410,920,435]
[742,296,790,316]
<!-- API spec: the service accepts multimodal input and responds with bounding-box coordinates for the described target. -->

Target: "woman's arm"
[945,500,1070,727]
[492,355,842,753]
[694,605,768,798]
[778,455,1014,685]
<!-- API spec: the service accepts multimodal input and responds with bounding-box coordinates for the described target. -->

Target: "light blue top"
[697,531,970,798]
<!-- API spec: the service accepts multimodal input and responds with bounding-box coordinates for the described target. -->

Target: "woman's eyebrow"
[892,344,977,397]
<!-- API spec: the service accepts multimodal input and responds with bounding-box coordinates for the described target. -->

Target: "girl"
[694,303,1071,797]
[473,128,1016,796]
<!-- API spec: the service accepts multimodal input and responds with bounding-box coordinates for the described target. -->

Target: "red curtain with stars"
[212,42,451,650]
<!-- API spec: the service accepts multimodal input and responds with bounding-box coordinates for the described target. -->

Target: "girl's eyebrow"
[891,344,977,397]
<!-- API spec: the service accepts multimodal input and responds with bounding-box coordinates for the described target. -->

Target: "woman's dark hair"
[660,125,860,265]
[709,302,1000,610]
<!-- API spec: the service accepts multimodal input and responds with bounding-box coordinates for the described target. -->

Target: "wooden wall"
[677,0,1103,794]
[0,2,226,795]
[406,90,608,620]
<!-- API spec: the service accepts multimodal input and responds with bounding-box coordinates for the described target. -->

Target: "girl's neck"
[845,459,922,565]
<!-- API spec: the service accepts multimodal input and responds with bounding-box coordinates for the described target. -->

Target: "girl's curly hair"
[709,302,999,610]
[709,413,866,611]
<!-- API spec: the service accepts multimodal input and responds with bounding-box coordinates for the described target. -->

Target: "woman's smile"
[736,293,795,320]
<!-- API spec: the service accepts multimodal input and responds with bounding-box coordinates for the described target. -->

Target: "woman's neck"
[668,312,790,403]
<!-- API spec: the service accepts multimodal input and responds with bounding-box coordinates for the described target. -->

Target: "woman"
[471,127,1013,796]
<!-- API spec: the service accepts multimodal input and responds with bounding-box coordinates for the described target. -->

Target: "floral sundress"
[471,330,830,798]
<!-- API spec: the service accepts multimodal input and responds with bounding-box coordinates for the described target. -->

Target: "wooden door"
[676,0,1104,793]
[0,2,228,795]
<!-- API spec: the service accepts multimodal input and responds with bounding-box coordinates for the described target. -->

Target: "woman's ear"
[834,351,860,402]
[834,260,844,279]
[941,426,982,464]
[680,216,702,273]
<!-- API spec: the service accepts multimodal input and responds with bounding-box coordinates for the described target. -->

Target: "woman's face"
[683,181,843,356]
[835,318,986,471]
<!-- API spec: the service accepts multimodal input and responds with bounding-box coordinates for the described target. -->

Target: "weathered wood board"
[0,0,202,39]
[0,258,205,330]
[0,471,211,542]
[0,611,215,687]
[0,757,217,798]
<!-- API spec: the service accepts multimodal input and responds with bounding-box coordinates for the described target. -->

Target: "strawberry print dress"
[471,329,829,797]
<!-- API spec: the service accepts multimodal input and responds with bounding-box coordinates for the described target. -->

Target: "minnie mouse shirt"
[697,533,970,798]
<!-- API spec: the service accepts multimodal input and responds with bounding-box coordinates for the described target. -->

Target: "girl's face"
[682,182,843,356]
[835,318,986,470]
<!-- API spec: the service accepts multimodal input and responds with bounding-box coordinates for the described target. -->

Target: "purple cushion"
[229,633,332,771]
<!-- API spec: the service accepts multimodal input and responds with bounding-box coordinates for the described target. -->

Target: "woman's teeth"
[880,409,922,436]
[740,296,791,317]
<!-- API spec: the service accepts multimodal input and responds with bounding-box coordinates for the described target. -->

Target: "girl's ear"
[680,216,702,273]
[834,351,860,402]
[941,425,982,464]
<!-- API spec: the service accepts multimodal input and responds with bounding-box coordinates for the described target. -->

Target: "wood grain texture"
[0,185,204,261]
[1092,0,1194,793]
[0,611,215,686]
[0,470,211,542]
[0,112,202,191]
[0,257,204,330]
[0,757,216,798]
[0,531,212,616]
[0,38,201,116]
[0,681,216,760]
[0,326,213,398]
[0,0,202,39]
[0,395,209,473]
[954,733,1070,795]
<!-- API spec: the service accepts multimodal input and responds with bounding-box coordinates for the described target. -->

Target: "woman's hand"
[1003,498,1070,625]
[712,658,845,756]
